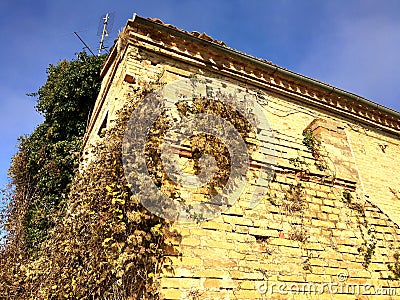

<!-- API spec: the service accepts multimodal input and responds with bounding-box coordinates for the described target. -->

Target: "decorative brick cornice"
[106,15,400,135]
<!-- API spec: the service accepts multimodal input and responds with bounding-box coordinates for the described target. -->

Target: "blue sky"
[1,0,400,192]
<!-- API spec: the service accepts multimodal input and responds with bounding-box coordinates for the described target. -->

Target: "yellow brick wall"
[84,42,400,299]
[347,127,400,226]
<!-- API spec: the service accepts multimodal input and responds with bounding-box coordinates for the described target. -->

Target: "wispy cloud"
[296,5,400,110]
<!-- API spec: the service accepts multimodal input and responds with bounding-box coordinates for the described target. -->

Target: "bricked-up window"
[97,111,108,137]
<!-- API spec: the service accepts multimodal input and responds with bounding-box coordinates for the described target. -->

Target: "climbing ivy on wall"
[1,53,105,255]
[276,128,378,271]
[1,54,399,298]
[0,59,177,299]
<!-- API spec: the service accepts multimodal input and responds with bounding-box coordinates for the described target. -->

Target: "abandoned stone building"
[83,14,400,299]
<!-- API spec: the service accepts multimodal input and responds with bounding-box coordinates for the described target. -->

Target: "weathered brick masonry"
[83,15,400,299]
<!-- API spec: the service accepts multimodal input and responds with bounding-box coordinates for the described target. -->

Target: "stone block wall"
[83,16,400,299]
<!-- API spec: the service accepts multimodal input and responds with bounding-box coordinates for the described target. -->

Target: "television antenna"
[97,12,114,56]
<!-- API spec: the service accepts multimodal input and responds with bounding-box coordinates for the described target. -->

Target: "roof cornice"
[105,15,400,135]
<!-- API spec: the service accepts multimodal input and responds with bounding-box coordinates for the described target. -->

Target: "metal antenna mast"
[98,13,112,56]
